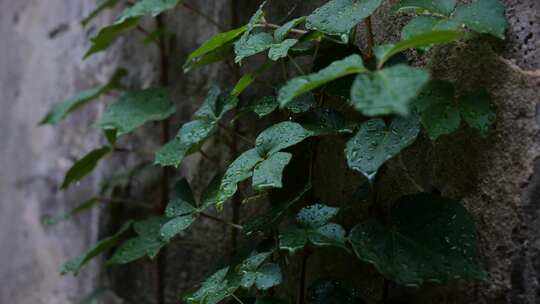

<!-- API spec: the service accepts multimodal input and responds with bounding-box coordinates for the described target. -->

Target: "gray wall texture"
[0,0,538,304]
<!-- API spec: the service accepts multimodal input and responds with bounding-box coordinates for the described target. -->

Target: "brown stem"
[135,25,160,45]
[156,13,170,304]
[297,251,310,304]
[364,16,375,60]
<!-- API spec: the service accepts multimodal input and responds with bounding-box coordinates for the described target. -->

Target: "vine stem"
[364,16,375,60]
[200,212,244,230]
[297,250,310,304]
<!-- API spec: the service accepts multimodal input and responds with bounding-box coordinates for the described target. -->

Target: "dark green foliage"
[45,0,506,301]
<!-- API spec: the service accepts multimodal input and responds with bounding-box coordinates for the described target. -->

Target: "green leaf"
[239,252,282,290]
[306,0,384,42]
[453,0,506,39]
[165,179,197,217]
[306,278,363,304]
[268,38,298,61]
[200,174,224,210]
[413,80,461,140]
[40,68,127,125]
[286,93,316,114]
[279,226,308,255]
[184,267,235,304]
[234,32,274,63]
[252,152,292,191]
[274,17,306,41]
[155,86,239,167]
[43,198,100,226]
[253,96,279,117]
[155,120,215,167]
[345,115,420,178]
[185,26,247,68]
[84,0,183,58]
[232,74,255,97]
[280,204,345,254]
[350,64,430,116]
[216,149,263,208]
[108,216,169,265]
[253,263,283,290]
[243,183,311,235]
[255,121,314,157]
[183,44,233,73]
[458,90,496,137]
[62,147,112,189]
[115,0,182,24]
[98,87,175,136]
[375,30,465,68]
[297,108,352,135]
[160,214,197,241]
[393,0,456,16]
[401,16,443,41]
[84,17,140,58]
[296,204,339,228]
[81,0,119,27]
[61,221,132,275]
[349,193,485,287]
[278,55,366,107]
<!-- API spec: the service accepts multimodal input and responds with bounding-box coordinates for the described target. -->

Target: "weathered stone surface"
[1,0,538,304]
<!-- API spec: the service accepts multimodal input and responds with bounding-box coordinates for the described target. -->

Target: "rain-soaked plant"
[41,0,506,303]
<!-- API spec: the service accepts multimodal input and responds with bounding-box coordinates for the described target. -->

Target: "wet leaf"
[286,93,316,114]
[394,0,456,16]
[165,179,197,217]
[235,32,274,63]
[298,108,351,135]
[98,87,175,136]
[350,64,430,116]
[62,147,112,189]
[306,0,384,42]
[255,121,314,157]
[413,80,461,140]
[184,26,247,70]
[349,193,485,287]
[40,68,127,125]
[61,221,132,275]
[401,16,443,42]
[184,267,236,304]
[453,0,506,39]
[296,204,339,228]
[252,152,292,191]
[155,87,237,167]
[274,17,306,41]
[160,214,197,241]
[345,115,420,178]
[278,55,366,107]
[216,149,263,208]
[458,90,496,137]
[253,96,279,117]
[268,38,298,61]
[375,30,465,67]
[279,226,308,255]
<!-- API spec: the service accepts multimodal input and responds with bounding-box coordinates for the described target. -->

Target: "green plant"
[41,0,506,303]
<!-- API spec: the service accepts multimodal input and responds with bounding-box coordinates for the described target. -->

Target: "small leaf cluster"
[41,0,506,302]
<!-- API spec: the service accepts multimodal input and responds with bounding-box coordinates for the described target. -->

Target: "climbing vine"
[41,0,507,303]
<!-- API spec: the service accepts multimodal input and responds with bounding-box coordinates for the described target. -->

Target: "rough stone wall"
[0,0,538,304]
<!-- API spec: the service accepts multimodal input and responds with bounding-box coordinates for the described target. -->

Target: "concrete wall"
[0,0,538,303]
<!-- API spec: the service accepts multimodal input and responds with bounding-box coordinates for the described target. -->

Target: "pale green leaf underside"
[350,64,430,116]
[278,54,366,108]
[349,193,485,287]
[268,38,298,61]
[255,121,315,157]
[252,152,292,191]
[306,0,384,41]
[98,87,175,136]
[345,115,420,178]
